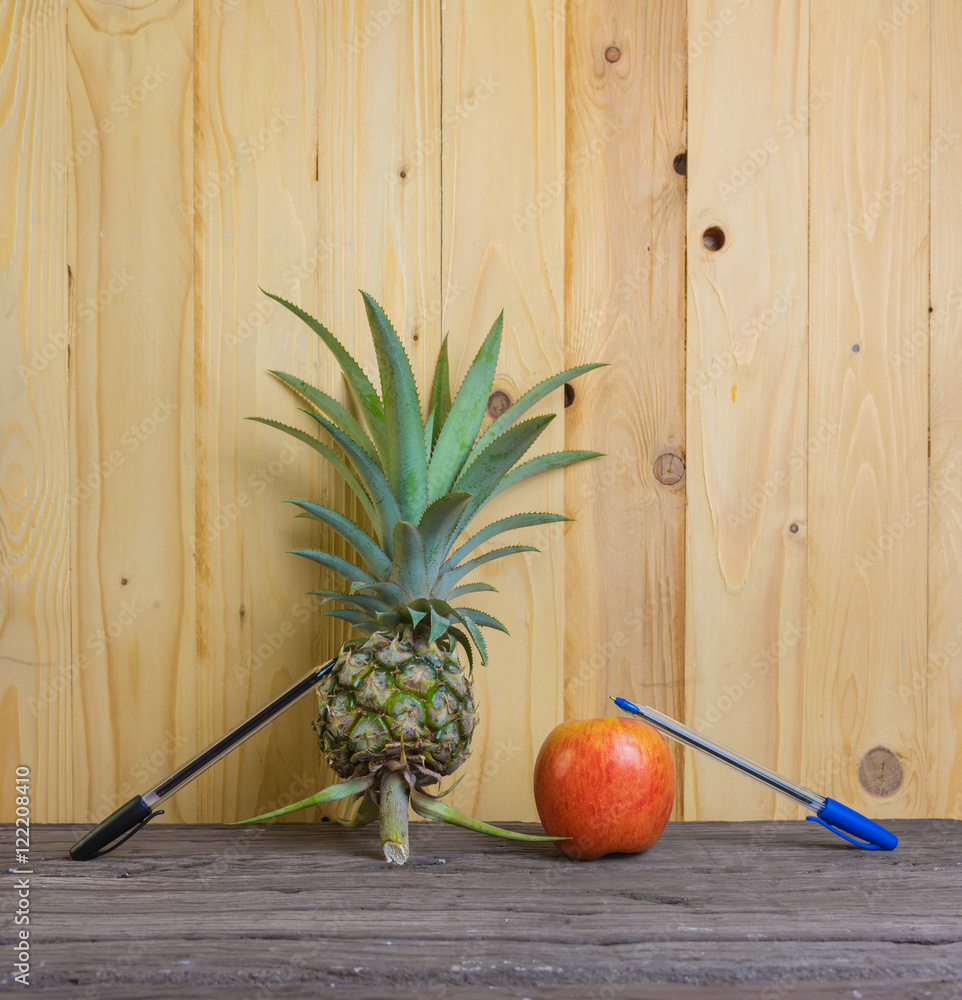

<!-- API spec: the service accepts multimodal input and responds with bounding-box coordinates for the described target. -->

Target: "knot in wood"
[654,453,685,486]
[605,45,621,63]
[487,390,511,419]
[858,746,904,798]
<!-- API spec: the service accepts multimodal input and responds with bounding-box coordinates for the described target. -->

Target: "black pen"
[69,658,336,860]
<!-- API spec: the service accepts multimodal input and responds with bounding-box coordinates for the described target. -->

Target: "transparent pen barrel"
[632,705,826,811]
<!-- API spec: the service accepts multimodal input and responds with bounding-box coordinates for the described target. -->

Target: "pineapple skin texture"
[315,628,478,786]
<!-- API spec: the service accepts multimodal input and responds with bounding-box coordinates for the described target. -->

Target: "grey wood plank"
[2,820,959,995]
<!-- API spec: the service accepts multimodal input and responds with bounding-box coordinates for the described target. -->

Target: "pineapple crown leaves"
[251,288,605,665]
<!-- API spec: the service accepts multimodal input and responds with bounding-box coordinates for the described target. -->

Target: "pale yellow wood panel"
[562,0,687,805]
[313,0,442,658]
[807,0,929,817]
[686,0,809,820]
[66,1,196,823]
[316,0,444,403]
[442,0,566,822]
[310,1,442,819]
[0,1,70,823]
[928,0,962,818]
[193,1,326,823]
[195,1,442,823]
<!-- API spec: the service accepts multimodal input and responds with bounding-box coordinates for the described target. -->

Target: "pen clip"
[806,814,881,850]
[87,810,165,859]
[807,797,898,851]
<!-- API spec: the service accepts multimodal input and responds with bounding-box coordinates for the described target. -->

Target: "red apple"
[533,717,675,860]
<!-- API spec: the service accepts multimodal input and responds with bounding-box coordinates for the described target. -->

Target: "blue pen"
[612,697,898,851]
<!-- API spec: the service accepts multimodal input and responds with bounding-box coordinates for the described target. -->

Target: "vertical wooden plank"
[442,0,565,822]
[66,1,195,822]
[927,0,961,818]
[562,0,688,811]
[686,0,809,820]
[195,1,442,822]
[0,0,70,822]
[807,0,929,817]
[194,1,323,823]
[317,0,443,405]
[312,0,442,816]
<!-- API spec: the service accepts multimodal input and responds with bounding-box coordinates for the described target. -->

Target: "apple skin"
[533,717,675,860]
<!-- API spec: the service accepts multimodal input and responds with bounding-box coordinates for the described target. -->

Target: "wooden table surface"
[2,819,960,998]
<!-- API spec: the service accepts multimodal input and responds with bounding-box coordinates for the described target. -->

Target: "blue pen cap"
[808,797,898,851]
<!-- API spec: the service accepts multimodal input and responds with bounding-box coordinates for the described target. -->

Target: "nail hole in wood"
[702,226,726,252]
[121,577,128,586]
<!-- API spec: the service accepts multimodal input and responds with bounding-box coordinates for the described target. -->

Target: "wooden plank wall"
[1,0,959,826]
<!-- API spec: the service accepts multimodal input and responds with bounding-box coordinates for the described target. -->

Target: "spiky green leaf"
[423,407,436,462]
[450,608,487,665]
[290,548,374,585]
[429,335,452,449]
[231,775,374,824]
[309,590,387,615]
[259,289,386,456]
[428,605,449,643]
[437,544,538,593]
[286,499,391,578]
[336,790,380,828]
[453,414,555,527]
[454,607,509,634]
[468,363,607,464]
[447,625,474,674]
[419,492,472,581]
[375,610,402,631]
[446,582,497,599]
[409,789,566,841]
[301,409,401,547]
[405,604,427,630]
[492,450,604,499]
[360,292,428,520]
[269,370,380,463]
[247,418,379,535]
[323,609,377,626]
[444,512,570,571]
[351,581,411,606]
[389,520,428,596]
[427,313,502,500]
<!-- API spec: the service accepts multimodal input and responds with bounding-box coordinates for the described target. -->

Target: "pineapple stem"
[379,771,410,864]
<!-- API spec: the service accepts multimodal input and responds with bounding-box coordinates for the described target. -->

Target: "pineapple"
[238,289,602,863]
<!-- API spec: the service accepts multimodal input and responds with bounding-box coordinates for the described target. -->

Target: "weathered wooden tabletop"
[2,819,960,998]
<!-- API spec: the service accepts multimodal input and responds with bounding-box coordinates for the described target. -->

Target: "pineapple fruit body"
[316,629,477,786]
[244,289,602,861]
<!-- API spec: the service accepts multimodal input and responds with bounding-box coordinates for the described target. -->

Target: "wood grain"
[193,0,326,823]
[441,0,567,823]
[66,0,196,823]
[0,0,70,821]
[14,819,961,993]
[311,0,443,817]
[807,0,929,819]
[4,1,962,827]
[562,0,688,816]
[929,0,962,819]
[685,0,810,820]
